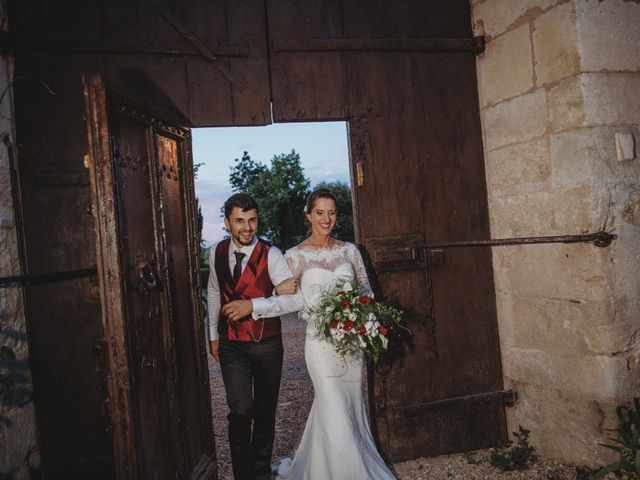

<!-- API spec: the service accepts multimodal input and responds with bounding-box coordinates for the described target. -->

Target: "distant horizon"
[193,122,351,246]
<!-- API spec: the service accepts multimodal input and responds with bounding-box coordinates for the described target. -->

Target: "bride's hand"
[275,277,298,295]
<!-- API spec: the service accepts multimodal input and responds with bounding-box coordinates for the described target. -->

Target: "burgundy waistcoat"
[214,238,281,341]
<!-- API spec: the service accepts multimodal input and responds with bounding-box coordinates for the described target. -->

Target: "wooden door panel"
[109,109,181,479]
[155,131,215,473]
[84,77,216,479]
[270,0,505,461]
[11,52,116,477]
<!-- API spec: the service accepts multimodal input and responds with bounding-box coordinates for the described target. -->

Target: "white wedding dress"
[276,241,396,480]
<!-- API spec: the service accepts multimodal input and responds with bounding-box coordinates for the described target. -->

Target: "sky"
[193,122,351,245]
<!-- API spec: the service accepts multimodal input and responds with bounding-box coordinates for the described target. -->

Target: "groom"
[207,193,301,480]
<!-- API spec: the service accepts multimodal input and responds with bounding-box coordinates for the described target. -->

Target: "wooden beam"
[9,36,250,57]
[272,36,485,54]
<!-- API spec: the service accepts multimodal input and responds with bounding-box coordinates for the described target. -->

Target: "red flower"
[341,300,350,309]
[379,326,389,336]
[357,325,366,334]
[330,320,339,329]
[360,295,372,304]
[343,320,354,331]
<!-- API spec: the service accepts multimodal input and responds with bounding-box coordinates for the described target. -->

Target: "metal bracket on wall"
[420,230,616,253]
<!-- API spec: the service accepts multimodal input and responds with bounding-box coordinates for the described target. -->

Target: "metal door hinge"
[356,162,365,187]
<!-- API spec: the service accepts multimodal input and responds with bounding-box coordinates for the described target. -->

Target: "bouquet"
[308,280,404,363]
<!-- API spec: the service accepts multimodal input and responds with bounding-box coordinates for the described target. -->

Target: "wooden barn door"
[83,76,215,479]
[267,0,506,462]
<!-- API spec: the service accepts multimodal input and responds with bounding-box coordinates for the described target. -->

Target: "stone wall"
[0,2,39,478]
[472,0,640,466]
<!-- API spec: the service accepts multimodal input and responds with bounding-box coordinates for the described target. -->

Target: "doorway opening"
[192,121,355,478]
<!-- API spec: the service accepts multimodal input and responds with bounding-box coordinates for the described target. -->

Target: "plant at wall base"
[490,426,537,471]
[594,398,640,480]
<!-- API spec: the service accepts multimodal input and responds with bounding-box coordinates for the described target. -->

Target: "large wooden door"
[267,0,506,462]
[83,76,215,479]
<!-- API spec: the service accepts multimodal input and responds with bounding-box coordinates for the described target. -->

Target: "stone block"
[503,347,629,400]
[550,129,593,188]
[583,72,640,126]
[472,0,561,39]
[533,2,581,86]
[503,381,619,466]
[575,0,640,73]
[508,296,609,356]
[0,402,38,480]
[547,75,586,133]
[493,290,515,350]
[583,320,639,356]
[484,137,550,198]
[489,185,597,238]
[477,24,534,107]
[481,89,547,151]
[551,125,640,190]
[503,241,609,302]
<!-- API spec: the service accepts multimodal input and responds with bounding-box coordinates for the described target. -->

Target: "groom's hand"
[221,300,253,322]
[209,340,219,362]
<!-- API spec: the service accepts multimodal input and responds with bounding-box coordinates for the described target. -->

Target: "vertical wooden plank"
[267,0,347,121]
[83,75,136,479]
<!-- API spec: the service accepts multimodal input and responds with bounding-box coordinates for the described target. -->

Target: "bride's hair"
[304,188,337,228]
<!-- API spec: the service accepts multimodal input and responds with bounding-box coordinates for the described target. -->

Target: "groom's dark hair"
[224,193,259,218]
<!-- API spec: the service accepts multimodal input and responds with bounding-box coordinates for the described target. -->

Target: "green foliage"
[576,466,596,480]
[314,180,354,243]
[490,426,537,471]
[229,151,267,193]
[228,151,355,250]
[594,398,640,480]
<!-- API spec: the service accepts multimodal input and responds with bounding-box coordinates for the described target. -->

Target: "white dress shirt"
[206,236,303,341]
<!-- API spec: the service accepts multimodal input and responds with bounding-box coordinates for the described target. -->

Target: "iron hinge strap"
[0,266,98,288]
[418,230,616,251]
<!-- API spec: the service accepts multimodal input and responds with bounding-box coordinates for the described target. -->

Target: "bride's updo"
[304,188,337,228]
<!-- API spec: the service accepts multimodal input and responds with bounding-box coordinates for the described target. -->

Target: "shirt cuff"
[251,297,270,319]
[209,329,219,341]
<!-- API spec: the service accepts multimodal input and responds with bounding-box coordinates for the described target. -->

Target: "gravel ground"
[208,314,585,480]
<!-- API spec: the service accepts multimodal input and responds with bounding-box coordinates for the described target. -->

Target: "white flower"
[380,335,389,349]
[325,305,335,313]
[348,312,358,322]
[332,329,345,341]
[342,282,353,292]
[367,312,377,322]
[365,320,380,337]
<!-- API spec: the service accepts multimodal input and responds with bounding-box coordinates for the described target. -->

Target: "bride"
[275,188,396,480]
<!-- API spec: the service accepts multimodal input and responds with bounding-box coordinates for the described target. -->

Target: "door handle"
[135,259,161,292]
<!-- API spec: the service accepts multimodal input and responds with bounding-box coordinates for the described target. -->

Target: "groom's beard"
[232,231,255,247]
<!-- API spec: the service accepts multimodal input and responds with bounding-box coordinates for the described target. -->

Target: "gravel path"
[208,314,584,479]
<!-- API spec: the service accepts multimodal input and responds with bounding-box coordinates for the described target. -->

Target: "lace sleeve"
[349,243,373,297]
[284,248,304,279]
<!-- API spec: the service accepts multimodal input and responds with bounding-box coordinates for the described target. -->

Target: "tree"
[229,150,310,250]
[313,180,354,242]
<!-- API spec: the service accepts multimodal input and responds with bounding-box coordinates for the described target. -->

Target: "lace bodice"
[285,241,372,316]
